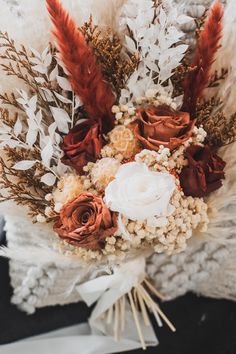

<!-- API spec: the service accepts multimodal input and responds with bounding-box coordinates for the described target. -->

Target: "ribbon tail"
[76,274,117,306]
[0,322,158,354]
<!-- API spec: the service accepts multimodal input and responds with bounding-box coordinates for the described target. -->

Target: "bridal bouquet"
[0,0,235,351]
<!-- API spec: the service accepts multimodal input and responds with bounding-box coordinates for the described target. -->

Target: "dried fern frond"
[0,32,50,112]
[0,108,54,220]
[0,107,18,127]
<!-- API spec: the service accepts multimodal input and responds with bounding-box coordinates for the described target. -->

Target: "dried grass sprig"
[171,57,193,97]
[46,0,115,133]
[196,98,236,147]
[182,1,223,115]
[0,32,52,114]
[81,17,139,97]
[202,112,236,147]
[196,96,221,123]
[208,68,228,88]
[194,9,208,39]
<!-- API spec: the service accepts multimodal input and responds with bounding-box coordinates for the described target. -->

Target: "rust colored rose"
[53,193,117,250]
[180,145,226,197]
[134,105,195,151]
[61,120,102,174]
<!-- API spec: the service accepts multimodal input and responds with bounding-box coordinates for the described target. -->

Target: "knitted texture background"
[3,0,235,314]
[6,216,87,314]
[5,214,236,314]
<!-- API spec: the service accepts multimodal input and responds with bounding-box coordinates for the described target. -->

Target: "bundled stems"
[104,279,175,350]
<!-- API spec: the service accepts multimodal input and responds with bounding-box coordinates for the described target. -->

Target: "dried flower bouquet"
[0,0,235,351]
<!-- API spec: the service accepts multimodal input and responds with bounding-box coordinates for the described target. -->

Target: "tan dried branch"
[208,68,228,88]
[0,32,48,106]
[0,32,70,123]
[0,92,24,112]
[0,146,52,220]
[0,107,18,128]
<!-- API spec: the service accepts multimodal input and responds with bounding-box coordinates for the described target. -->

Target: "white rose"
[104,162,176,221]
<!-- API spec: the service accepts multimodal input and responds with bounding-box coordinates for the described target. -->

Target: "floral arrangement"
[0,0,235,350]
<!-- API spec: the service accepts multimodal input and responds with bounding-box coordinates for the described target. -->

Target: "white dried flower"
[108,125,139,159]
[45,193,53,201]
[90,158,121,191]
[36,214,46,223]
[53,174,84,206]
[112,105,120,114]
[45,206,53,217]
[104,162,176,221]
[115,112,123,120]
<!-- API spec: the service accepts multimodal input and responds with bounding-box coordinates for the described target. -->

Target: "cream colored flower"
[53,174,84,210]
[108,125,139,159]
[91,158,120,191]
[104,162,176,221]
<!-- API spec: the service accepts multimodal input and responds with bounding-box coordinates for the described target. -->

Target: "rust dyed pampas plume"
[46,0,115,133]
[182,0,223,116]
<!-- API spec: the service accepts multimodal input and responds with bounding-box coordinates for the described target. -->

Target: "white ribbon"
[0,323,157,354]
[77,257,146,306]
[1,257,158,354]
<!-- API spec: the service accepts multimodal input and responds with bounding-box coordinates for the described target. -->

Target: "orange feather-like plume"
[182,0,223,115]
[46,0,115,133]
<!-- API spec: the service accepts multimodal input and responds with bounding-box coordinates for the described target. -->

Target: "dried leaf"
[50,106,70,133]
[57,75,72,91]
[13,160,37,170]
[14,118,23,137]
[41,173,57,186]
[41,140,53,168]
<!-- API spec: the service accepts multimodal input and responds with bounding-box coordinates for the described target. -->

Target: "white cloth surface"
[0,323,157,354]
[1,257,158,354]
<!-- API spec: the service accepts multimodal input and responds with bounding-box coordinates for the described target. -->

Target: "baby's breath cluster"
[112,89,176,126]
[102,190,209,260]
[135,89,177,109]
[52,166,209,263]
[135,125,207,173]
[112,103,136,126]
[56,239,103,262]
